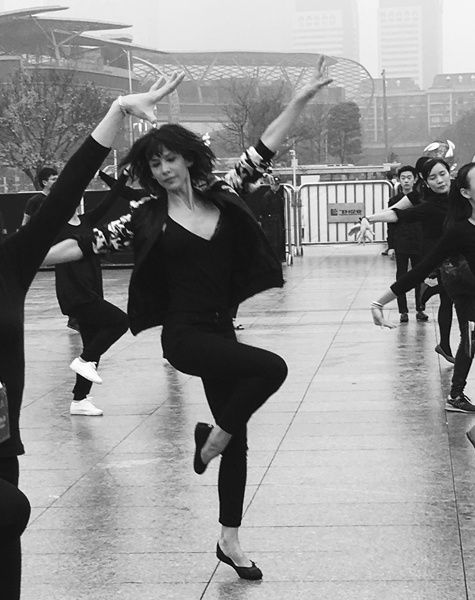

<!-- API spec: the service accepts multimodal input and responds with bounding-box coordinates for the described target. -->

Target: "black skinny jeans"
[0,457,31,600]
[436,273,454,355]
[395,252,423,313]
[162,311,288,527]
[71,298,128,399]
[451,295,475,398]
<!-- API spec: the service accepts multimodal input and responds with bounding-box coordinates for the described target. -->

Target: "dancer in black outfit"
[354,158,455,363]
[43,57,332,580]
[55,176,129,415]
[0,73,184,599]
[371,161,475,414]
[387,165,428,323]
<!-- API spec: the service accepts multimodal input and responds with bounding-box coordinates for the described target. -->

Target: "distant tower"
[292,0,359,60]
[378,0,442,89]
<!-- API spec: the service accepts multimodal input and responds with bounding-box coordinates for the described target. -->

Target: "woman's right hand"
[120,71,185,125]
[348,218,374,244]
[371,305,397,329]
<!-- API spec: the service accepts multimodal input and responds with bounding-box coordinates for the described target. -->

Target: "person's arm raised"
[260,55,332,152]
[8,72,185,286]
[92,72,185,147]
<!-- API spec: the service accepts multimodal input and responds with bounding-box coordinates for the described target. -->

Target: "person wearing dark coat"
[387,165,428,323]
[0,72,183,599]
[42,57,332,581]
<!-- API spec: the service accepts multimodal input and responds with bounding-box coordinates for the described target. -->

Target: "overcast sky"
[2,0,475,77]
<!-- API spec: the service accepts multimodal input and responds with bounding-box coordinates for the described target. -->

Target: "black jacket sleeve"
[85,171,130,226]
[3,136,110,288]
[390,228,457,295]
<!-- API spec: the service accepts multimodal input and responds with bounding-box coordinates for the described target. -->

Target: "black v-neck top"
[157,210,235,314]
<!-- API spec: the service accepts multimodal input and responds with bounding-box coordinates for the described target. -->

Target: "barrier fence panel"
[297,180,394,244]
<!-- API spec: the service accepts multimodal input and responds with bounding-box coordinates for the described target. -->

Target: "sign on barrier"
[327,202,365,223]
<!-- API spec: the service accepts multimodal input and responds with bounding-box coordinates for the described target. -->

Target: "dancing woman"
[0,73,183,599]
[355,158,454,363]
[54,176,131,416]
[370,162,475,413]
[43,57,332,579]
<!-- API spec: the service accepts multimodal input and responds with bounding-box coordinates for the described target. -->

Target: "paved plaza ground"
[18,243,475,600]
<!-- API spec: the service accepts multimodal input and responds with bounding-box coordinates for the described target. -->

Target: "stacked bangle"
[371,301,383,309]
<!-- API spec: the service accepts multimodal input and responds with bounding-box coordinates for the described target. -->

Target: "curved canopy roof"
[0,6,131,55]
[0,6,373,109]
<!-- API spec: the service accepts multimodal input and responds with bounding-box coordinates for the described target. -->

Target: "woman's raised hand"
[295,55,333,102]
[120,71,186,124]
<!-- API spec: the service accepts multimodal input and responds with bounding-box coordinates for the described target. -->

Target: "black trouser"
[395,252,423,313]
[451,295,475,398]
[70,299,128,400]
[0,457,31,600]
[436,273,454,354]
[162,312,288,527]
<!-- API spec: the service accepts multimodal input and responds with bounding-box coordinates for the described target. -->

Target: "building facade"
[292,0,359,61]
[378,0,442,89]
[362,72,475,165]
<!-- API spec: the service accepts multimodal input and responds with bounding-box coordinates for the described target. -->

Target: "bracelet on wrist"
[371,301,383,309]
[117,96,129,116]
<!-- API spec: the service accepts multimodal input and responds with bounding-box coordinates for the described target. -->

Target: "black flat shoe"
[193,422,213,474]
[435,344,455,364]
[216,542,263,580]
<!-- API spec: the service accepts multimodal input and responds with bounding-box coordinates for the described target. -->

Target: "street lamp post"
[381,68,390,162]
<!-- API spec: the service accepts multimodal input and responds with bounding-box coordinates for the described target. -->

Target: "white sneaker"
[70,358,102,384]
[70,397,103,416]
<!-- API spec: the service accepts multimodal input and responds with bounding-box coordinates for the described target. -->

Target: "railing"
[284,180,394,260]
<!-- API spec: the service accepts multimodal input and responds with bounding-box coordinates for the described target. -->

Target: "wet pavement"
[19,244,475,600]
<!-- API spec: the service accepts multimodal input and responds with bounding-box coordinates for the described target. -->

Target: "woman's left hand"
[295,55,333,102]
[371,306,397,329]
[120,71,185,124]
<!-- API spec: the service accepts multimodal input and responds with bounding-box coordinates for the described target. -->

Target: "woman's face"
[425,164,451,194]
[148,147,192,191]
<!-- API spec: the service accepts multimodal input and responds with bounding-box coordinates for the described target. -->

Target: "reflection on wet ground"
[20,245,475,599]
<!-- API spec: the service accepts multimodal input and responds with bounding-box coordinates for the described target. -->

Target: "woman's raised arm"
[260,55,332,152]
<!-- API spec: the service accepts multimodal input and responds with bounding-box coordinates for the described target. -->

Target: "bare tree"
[218,77,331,164]
[327,101,362,163]
[219,77,288,156]
[0,67,113,186]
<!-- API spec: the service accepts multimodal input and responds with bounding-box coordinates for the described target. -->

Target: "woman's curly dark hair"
[120,124,216,196]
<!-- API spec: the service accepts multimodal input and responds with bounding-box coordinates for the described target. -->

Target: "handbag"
[0,382,10,443]
[440,255,475,299]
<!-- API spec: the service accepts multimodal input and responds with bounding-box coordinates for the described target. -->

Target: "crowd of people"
[353,154,475,421]
[3,55,475,598]
[0,60,335,597]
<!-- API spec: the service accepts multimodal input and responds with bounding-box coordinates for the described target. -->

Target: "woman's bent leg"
[449,297,475,409]
[436,275,454,356]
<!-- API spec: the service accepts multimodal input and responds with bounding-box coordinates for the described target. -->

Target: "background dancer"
[353,158,454,363]
[21,167,58,226]
[54,176,130,416]
[370,161,475,414]
[387,165,428,323]
[0,72,184,599]
[42,57,332,581]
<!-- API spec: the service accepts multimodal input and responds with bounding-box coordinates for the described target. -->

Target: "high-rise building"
[378,0,442,89]
[292,0,359,60]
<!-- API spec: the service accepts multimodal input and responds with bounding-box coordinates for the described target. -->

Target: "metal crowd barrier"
[283,180,394,261]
